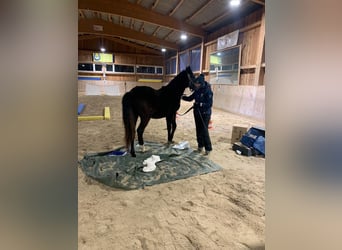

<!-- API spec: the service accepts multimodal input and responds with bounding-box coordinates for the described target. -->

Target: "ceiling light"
[230,0,241,6]
[180,34,187,40]
[100,47,106,52]
[161,48,166,52]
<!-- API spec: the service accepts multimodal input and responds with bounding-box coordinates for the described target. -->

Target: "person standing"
[182,74,213,155]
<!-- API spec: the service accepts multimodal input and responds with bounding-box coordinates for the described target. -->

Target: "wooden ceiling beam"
[103,37,162,55]
[185,0,215,22]
[78,10,85,18]
[139,22,145,32]
[79,18,179,50]
[250,0,265,6]
[202,0,249,29]
[169,0,184,16]
[130,18,134,29]
[151,0,159,10]
[163,30,173,40]
[152,26,161,36]
[78,34,98,40]
[79,0,205,37]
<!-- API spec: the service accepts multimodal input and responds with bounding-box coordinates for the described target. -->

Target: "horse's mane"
[168,69,187,85]
[164,69,189,94]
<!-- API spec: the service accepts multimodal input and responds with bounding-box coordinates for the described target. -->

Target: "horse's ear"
[186,66,193,75]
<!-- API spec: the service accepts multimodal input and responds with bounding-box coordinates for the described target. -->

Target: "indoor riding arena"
[78,1,265,249]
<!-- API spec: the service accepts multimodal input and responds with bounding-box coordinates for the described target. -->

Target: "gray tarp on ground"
[79,141,222,190]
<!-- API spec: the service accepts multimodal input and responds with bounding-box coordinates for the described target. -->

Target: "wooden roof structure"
[79,0,264,55]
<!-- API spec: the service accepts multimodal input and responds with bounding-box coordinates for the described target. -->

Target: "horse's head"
[185,66,196,90]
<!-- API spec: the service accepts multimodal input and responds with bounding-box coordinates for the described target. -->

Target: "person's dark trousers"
[194,110,212,152]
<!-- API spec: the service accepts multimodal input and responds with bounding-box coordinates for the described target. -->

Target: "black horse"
[122,66,195,157]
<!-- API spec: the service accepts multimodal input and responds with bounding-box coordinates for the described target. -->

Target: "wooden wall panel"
[114,54,136,64]
[240,69,255,85]
[78,80,164,97]
[78,50,93,62]
[203,43,217,72]
[78,50,164,66]
[136,55,163,65]
[240,27,259,67]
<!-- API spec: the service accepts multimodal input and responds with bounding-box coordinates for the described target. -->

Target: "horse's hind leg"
[137,116,150,152]
[166,114,177,143]
[130,140,136,157]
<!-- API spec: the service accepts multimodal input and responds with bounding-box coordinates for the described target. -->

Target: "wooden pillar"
[254,10,265,85]
[200,39,204,73]
[176,50,179,74]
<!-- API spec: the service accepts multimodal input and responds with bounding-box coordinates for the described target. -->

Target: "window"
[106,64,113,72]
[170,58,176,74]
[190,47,201,72]
[165,57,176,75]
[209,45,241,85]
[136,66,155,74]
[114,64,135,73]
[179,52,189,71]
[78,63,93,71]
[156,67,163,74]
[94,64,102,71]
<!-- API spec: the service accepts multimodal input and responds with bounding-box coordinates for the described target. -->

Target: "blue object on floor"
[253,136,265,155]
[78,103,85,115]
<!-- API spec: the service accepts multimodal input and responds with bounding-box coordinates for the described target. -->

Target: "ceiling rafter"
[250,0,265,6]
[185,0,215,22]
[79,10,85,18]
[202,0,249,29]
[151,0,160,10]
[130,18,135,29]
[103,36,162,55]
[78,34,98,40]
[79,0,205,37]
[79,18,179,50]
[169,0,184,16]
[152,26,160,36]
[163,30,173,40]
[139,22,145,32]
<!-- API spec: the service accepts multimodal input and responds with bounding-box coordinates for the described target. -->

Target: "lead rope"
[197,108,208,130]
[177,105,194,116]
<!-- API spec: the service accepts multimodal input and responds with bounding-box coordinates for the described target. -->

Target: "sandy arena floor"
[78,95,265,250]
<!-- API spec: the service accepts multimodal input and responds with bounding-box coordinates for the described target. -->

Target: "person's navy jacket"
[182,81,213,115]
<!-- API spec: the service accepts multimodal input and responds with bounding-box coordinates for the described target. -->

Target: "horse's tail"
[122,92,136,152]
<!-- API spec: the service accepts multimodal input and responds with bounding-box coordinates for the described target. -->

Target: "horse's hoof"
[136,144,146,152]
[131,153,136,157]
